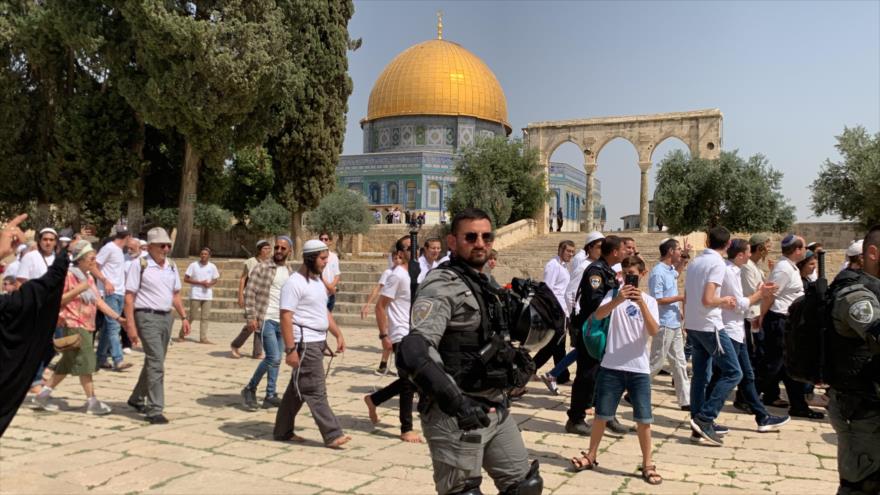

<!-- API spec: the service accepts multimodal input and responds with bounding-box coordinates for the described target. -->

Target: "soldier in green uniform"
[827,224,880,494]
[397,208,554,495]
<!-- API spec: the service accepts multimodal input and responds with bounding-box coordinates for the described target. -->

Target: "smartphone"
[624,274,639,287]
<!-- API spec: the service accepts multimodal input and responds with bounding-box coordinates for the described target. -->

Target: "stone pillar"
[584,159,597,232]
[638,160,651,233]
[537,154,550,233]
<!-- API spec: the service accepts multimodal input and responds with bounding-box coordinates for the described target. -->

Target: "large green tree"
[270,0,354,255]
[305,190,372,258]
[653,149,795,234]
[811,126,880,227]
[109,0,300,256]
[447,137,548,227]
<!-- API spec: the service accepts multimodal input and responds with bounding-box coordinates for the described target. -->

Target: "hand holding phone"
[624,274,639,288]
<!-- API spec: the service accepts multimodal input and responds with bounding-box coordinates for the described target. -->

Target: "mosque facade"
[336,28,603,231]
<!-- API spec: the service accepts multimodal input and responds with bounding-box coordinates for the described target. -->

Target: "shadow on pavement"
[218,419,275,440]
[196,393,257,412]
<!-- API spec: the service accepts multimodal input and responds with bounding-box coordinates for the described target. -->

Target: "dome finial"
[436,10,443,40]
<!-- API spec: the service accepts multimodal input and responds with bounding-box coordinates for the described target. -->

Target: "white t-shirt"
[720,261,752,343]
[740,259,765,319]
[543,256,570,317]
[600,292,659,374]
[378,268,393,286]
[417,255,439,283]
[96,242,126,296]
[565,258,594,314]
[380,265,411,343]
[280,272,329,342]
[17,250,55,281]
[4,260,21,279]
[684,248,726,332]
[571,250,587,274]
[322,252,341,286]
[264,266,291,322]
[768,256,804,315]
[185,261,220,301]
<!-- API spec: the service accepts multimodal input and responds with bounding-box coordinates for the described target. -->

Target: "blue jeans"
[549,349,578,378]
[247,320,283,397]
[97,294,125,366]
[689,329,743,423]
[707,339,769,423]
[594,367,653,424]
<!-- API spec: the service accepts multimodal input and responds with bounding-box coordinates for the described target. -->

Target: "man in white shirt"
[3,244,29,287]
[417,237,442,283]
[711,239,789,433]
[569,231,604,290]
[684,226,739,446]
[738,234,770,410]
[241,237,294,410]
[274,239,350,448]
[16,228,57,284]
[364,235,422,442]
[758,235,824,419]
[124,227,191,424]
[569,256,662,483]
[319,233,341,312]
[533,240,576,385]
[95,229,133,371]
[181,247,220,344]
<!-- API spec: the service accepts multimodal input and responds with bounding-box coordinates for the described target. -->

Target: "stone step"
[184,307,373,328]
[173,258,387,273]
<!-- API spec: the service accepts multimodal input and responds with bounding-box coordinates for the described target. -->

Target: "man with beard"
[273,239,350,448]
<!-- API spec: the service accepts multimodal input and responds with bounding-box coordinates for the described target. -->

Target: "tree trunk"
[127,113,146,235]
[172,141,200,258]
[290,209,303,259]
[338,233,345,260]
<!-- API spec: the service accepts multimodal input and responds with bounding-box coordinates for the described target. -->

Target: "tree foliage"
[247,196,289,236]
[811,126,880,227]
[447,137,548,227]
[145,206,178,231]
[194,203,233,232]
[306,190,371,256]
[654,150,795,234]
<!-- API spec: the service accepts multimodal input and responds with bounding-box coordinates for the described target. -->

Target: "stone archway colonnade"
[524,108,723,232]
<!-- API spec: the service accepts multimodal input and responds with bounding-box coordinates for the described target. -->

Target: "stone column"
[537,154,550,233]
[638,160,651,233]
[584,159,597,232]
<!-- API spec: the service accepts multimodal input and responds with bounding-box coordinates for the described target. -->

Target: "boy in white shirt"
[181,247,220,344]
[570,256,663,485]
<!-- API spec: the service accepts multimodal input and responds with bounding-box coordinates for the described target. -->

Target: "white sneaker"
[32,393,59,412]
[122,347,132,355]
[539,373,559,395]
[86,400,112,416]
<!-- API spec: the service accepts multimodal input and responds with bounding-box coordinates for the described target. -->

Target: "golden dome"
[365,39,510,133]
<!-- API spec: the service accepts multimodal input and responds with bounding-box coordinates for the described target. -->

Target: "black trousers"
[533,328,570,383]
[370,343,415,434]
[567,330,600,423]
[757,311,808,411]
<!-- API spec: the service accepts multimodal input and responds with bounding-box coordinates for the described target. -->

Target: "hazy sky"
[343,1,880,229]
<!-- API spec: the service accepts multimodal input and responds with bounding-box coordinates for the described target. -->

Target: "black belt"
[135,308,171,315]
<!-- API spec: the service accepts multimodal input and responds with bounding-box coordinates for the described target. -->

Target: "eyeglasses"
[319,238,330,242]
[274,246,289,251]
[158,244,171,250]
[463,232,495,244]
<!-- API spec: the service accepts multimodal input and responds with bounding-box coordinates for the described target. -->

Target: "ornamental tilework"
[391,127,400,146]
[401,126,414,146]
[379,128,391,149]
[427,127,444,145]
[416,126,426,145]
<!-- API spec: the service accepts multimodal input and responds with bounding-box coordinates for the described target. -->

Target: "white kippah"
[302,239,328,254]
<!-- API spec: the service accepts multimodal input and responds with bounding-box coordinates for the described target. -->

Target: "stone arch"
[650,134,696,162]
[524,108,722,232]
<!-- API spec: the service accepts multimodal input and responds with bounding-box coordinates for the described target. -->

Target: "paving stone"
[284,466,376,492]
[150,470,313,494]
[769,477,839,494]
[90,460,193,493]
[55,455,156,488]
[0,469,89,494]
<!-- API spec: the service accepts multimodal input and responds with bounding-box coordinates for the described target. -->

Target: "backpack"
[581,288,618,361]
[784,277,831,385]
[137,256,177,290]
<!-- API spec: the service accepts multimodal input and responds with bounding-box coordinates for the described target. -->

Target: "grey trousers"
[828,389,880,493]
[273,340,344,444]
[649,325,691,407]
[129,312,173,418]
[230,324,263,357]
[421,403,529,494]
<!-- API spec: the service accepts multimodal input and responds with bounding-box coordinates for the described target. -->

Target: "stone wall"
[793,222,864,249]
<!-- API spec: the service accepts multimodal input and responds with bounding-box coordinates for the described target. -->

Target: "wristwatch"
[181,315,189,321]
[379,334,389,340]
[284,347,296,355]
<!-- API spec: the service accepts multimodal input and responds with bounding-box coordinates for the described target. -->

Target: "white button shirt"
[720,261,752,343]
[570,250,587,274]
[740,259,765,319]
[684,248,726,332]
[125,256,182,311]
[417,255,439,283]
[768,256,804,315]
[543,256,570,317]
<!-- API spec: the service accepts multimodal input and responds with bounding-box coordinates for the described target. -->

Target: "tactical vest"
[435,260,533,393]
[826,270,880,401]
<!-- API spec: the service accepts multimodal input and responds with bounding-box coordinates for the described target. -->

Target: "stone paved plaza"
[1,321,840,494]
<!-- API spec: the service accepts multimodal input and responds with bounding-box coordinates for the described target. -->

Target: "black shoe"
[146,414,169,425]
[789,408,825,420]
[690,417,723,446]
[690,431,703,443]
[712,423,729,436]
[565,420,591,436]
[680,405,691,412]
[658,369,671,376]
[241,387,259,411]
[606,418,629,436]
[127,399,146,414]
[733,401,754,414]
[262,395,282,409]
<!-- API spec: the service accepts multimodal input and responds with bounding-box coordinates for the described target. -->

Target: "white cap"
[38,227,58,239]
[146,227,172,245]
[59,236,71,243]
[302,239,328,254]
[583,231,604,246]
[846,240,864,257]
[138,239,148,247]
[15,244,27,254]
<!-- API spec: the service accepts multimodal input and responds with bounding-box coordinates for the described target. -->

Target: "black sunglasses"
[463,232,495,243]
[319,237,330,241]
[274,245,289,251]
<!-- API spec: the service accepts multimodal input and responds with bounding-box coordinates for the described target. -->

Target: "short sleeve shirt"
[124,256,182,311]
[740,259,765,319]
[684,249,726,332]
[720,261,752,343]
[648,262,681,327]
[322,252,340,285]
[96,242,126,296]
[185,261,220,300]
[378,268,393,286]
[381,265,411,343]
[280,272,329,342]
[543,256,571,317]
[58,273,100,331]
[243,257,259,278]
[768,257,804,315]
[600,292,659,374]
[264,267,291,322]
[17,250,55,281]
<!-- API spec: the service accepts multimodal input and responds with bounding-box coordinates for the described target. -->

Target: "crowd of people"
[372,206,437,226]
[2,209,878,494]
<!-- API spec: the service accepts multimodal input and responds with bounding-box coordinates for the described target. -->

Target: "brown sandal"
[570,451,598,472]
[640,464,662,485]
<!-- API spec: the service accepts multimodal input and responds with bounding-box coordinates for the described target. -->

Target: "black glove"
[456,398,491,431]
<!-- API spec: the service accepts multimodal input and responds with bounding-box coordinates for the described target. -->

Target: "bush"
[145,206,178,231]
[248,196,289,235]
[194,203,233,232]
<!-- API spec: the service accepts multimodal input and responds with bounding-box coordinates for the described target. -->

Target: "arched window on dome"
[406,181,417,209]
[387,182,399,204]
[427,181,441,209]
[369,183,380,204]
